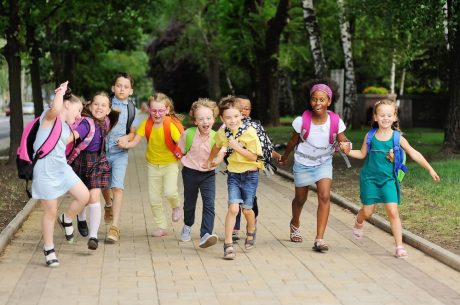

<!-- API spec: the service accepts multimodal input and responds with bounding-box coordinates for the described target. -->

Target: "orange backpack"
[145,115,184,159]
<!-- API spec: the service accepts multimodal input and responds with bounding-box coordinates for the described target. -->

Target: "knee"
[387,208,400,220]
[317,191,331,204]
[228,204,239,215]
[242,208,253,216]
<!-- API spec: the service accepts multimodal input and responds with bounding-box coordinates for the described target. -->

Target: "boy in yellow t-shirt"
[122,93,183,237]
[207,96,263,260]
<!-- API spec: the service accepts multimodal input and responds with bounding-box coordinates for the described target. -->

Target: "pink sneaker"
[172,207,182,222]
[352,218,364,239]
[152,229,168,237]
[395,246,408,258]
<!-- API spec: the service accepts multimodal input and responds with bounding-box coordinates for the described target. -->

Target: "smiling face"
[111,77,133,101]
[238,98,251,118]
[89,95,111,120]
[221,107,242,132]
[194,106,215,135]
[149,100,169,123]
[309,90,331,116]
[374,103,397,129]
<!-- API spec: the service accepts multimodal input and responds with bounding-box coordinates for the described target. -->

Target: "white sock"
[62,213,74,236]
[44,244,57,260]
[88,202,101,239]
[78,207,87,221]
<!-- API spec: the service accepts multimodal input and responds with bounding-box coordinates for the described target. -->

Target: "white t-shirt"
[292,115,346,166]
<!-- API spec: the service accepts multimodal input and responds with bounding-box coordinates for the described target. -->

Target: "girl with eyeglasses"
[121,93,184,237]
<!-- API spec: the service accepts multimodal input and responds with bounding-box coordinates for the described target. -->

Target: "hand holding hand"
[278,154,288,165]
[340,141,352,155]
[228,139,241,150]
[117,136,129,149]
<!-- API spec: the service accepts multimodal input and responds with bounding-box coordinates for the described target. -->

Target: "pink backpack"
[16,116,63,197]
[300,110,340,144]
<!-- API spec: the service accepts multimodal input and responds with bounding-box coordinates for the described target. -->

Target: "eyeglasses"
[241,107,251,111]
[149,108,167,115]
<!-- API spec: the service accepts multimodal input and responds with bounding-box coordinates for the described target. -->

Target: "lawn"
[266,124,460,255]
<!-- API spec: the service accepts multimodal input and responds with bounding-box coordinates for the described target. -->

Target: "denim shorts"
[106,151,129,189]
[293,159,332,187]
[227,170,259,209]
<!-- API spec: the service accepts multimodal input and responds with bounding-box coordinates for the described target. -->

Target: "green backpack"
[184,127,216,154]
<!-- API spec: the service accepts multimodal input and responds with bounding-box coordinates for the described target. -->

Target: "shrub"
[362,86,389,94]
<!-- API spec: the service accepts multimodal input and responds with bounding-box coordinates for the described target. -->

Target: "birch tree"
[336,0,355,126]
[301,0,328,78]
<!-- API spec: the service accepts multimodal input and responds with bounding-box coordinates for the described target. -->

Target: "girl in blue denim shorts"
[280,79,351,252]
[207,96,263,260]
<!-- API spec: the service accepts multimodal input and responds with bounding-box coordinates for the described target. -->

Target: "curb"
[276,168,460,272]
[0,198,38,255]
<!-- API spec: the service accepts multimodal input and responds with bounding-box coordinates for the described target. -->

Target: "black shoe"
[87,237,99,250]
[77,215,89,237]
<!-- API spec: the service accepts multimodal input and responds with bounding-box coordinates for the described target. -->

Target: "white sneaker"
[180,225,192,242]
[199,233,218,248]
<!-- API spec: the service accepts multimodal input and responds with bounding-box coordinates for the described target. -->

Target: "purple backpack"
[16,116,63,197]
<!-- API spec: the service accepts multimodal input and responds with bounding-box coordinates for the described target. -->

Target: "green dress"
[360,132,400,205]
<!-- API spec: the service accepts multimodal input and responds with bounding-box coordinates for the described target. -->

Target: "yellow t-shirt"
[214,125,263,173]
[137,118,181,165]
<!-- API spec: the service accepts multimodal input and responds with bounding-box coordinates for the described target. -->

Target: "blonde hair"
[371,99,401,131]
[148,93,184,121]
[189,98,218,121]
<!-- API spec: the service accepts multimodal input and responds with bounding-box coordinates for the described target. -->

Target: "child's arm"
[120,134,142,149]
[44,81,68,123]
[279,131,299,165]
[400,136,440,182]
[337,132,351,154]
[205,144,223,169]
[345,134,369,159]
[228,138,257,161]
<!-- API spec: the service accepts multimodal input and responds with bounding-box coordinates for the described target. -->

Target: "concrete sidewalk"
[0,144,459,305]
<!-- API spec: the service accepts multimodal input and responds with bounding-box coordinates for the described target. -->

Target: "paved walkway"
[0,144,459,305]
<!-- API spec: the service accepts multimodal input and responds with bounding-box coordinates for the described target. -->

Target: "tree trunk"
[444,11,460,151]
[3,0,24,164]
[245,0,290,126]
[390,51,396,95]
[206,55,221,101]
[278,69,295,114]
[337,0,357,127]
[27,24,44,117]
[48,23,76,87]
[301,0,328,78]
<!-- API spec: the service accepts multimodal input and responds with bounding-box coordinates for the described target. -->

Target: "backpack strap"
[328,111,340,144]
[145,116,154,141]
[67,117,96,164]
[366,128,378,152]
[145,116,182,159]
[35,117,63,159]
[126,99,135,135]
[300,110,312,141]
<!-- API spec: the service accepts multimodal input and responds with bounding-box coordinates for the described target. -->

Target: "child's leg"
[182,167,200,228]
[315,179,332,240]
[242,208,255,233]
[111,188,123,227]
[163,163,180,222]
[88,189,102,239]
[234,207,242,231]
[66,181,90,219]
[225,204,240,244]
[108,152,129,228]
[199,171,216,237]
[384,203,403,247]
[147,163,167,230]
[291,186,308,228]
[41,199,58,248]
[357,205,376,224]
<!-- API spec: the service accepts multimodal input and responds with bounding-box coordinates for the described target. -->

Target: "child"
[33,82,90,267]
[343,99,440,258]
[178,98,224,248]
[232,96,282,241]
[121,93,184,237]
[279,79,350,252]
[69,92,120,250]
[207,95,263,259]
[102,72,139,243]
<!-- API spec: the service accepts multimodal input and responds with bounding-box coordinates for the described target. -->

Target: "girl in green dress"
[342,99,440,258]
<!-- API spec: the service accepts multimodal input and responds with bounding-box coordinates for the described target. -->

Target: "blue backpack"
[366,128,408,182]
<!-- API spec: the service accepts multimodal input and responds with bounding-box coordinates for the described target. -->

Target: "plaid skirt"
[71,151,111,189]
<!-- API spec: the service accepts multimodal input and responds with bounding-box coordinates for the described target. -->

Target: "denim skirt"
[292,159,332,187]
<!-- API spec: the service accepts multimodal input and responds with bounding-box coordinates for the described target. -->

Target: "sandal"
[245,230,257,250]
[223,243,236,260]
[290,221,302,242]
[312,239,329,252]
[352,218,364,239]
[43,248,60,267]
[57,214,74,243]
[394,246,408,258]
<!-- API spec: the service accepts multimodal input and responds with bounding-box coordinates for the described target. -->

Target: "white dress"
[32,111,81,200]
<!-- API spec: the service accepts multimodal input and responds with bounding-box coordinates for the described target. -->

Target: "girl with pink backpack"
[31,82,90,267]
[67,92,120,250]
[279,79,351,252]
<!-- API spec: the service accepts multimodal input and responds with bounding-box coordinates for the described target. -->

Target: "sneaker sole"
[105,237,118,244]
[199,235,218,248]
